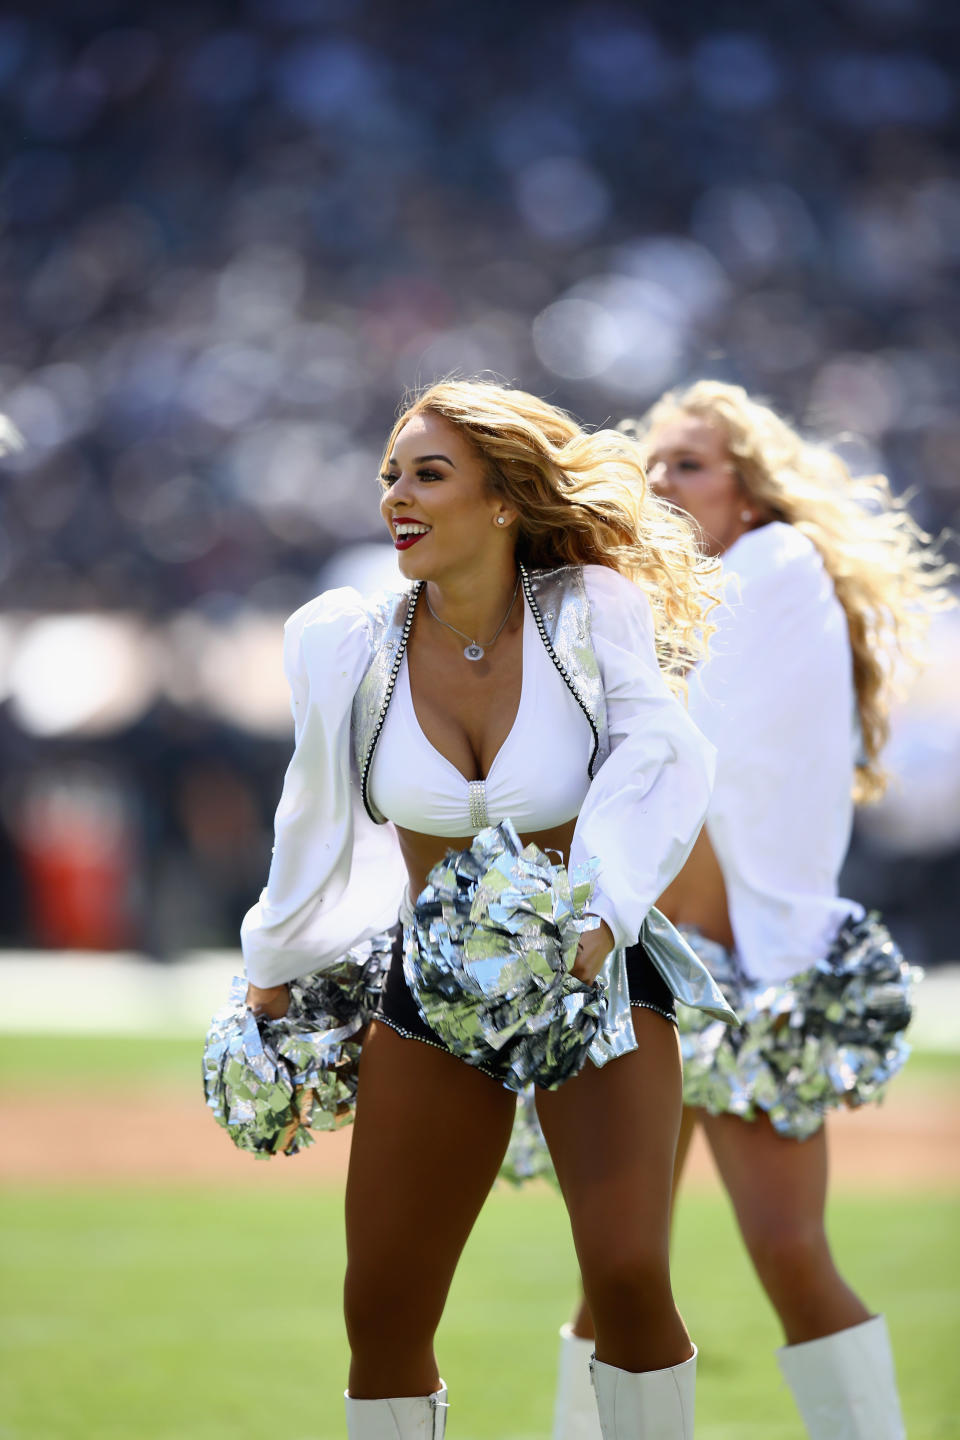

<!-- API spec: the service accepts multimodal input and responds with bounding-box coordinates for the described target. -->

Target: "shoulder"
[724,523,826,592]
[707,525,848,682]
[287,583,417,639]
[721,523,835,618]
[525,562,654,657]
[529,561,652,623]
[581,563,655,642]
[284,586,367,649]
[284,585,414,679]
[581,561,656,619]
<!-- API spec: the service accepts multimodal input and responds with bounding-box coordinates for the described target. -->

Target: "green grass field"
[1,1036,958,1439]
[3,1032,958,1094]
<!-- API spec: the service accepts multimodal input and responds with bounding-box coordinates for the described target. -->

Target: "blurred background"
[2,7,959,1439]
[0,0,959,966]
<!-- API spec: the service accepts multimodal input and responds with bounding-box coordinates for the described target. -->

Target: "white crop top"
[368,593,593,836]
[240,565,716,988]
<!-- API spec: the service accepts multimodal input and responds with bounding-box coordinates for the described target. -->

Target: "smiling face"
[379,410,513,581]
[645,411,756,557]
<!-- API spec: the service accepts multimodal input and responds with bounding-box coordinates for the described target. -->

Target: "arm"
[240,587,405,994]
[689,534,857,978]
[570,566,716,972]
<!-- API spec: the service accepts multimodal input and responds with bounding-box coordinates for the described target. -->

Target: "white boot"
[777,1315,906,1439]
[591,1348,696,1439]
[552,1324,602,1440]
[344,1381,448,1438]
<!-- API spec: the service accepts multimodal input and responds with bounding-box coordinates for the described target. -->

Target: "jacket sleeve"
[688,529,858,981]
[569,566,716,951]
[240,587,407,988]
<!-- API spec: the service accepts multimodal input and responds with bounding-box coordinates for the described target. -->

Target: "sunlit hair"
[631,380,955,801]
[0,415,24,457]
[382,379,717,687]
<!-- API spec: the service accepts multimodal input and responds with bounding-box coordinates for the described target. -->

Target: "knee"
[343,1261,378,1349]
[344,1262,414,1351]
[582,1241,671,1323]
[743,1216,830,1293]
[343,1260,440,1355]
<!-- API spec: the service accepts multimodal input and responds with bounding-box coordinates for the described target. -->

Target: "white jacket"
[242,563,717,994]
[689,523,861,985]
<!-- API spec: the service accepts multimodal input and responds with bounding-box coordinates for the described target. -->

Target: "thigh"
[672,1106,699,1206]
[535,1009,683,1259]
[537,1010,687,1368]
[699,1111,873,1342]
[346,1020,517,1298]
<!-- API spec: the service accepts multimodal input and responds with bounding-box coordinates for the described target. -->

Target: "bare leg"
[699,1110,871,1345]
[569,1100,698,1343]
[537,1010,692,1373]
[344,1022,516,1397]
[672,1104,699,1202]
[571,1291,595,1342]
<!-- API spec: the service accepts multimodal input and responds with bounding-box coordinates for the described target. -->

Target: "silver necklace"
[424,574,520,662]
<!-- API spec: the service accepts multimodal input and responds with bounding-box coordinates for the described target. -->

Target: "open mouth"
[393,521,432,551]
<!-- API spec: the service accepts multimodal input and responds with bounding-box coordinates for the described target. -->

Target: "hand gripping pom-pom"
[404,820,606,1091]
[202,931,393,1157]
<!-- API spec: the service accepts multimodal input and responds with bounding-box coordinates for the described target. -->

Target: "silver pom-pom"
[499,1087,558,1187]
[203,932,392,1157]
[679,914,920,1140]
[405,820,605,1091]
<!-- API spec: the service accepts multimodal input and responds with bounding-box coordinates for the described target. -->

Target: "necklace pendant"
[464,643,484,662]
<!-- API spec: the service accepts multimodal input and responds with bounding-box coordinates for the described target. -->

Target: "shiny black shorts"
[377,925,677,1057]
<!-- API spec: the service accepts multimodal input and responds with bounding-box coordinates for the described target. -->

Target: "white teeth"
[395,523,431,536]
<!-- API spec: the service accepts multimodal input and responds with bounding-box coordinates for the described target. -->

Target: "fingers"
[571,944,602,986]
[572,922,616,984]
[572,963,601,985]
[245,983,291,1020]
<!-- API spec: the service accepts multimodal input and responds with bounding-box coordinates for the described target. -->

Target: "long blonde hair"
[636,380,954,800]
[383,379,717,687]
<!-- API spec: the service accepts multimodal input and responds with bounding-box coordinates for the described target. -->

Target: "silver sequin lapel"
[354,564,609,824]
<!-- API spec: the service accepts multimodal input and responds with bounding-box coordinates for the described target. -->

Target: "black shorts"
[377,924,677,1060]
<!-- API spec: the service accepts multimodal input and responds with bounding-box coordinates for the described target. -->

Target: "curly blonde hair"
[383,379,717,687]
[636,380,955,801]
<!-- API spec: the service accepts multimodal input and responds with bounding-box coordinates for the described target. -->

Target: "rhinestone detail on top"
[468,779,490,830]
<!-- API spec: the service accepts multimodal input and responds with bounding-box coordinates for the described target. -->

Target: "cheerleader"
[551,381,951,1440]
[232,381,736,1438]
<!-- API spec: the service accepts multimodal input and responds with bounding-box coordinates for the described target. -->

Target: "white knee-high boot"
[591,1348,696,1439]
[344,1382,448,1439]
[552,1324,602,1440]
[776,1315,905,1439]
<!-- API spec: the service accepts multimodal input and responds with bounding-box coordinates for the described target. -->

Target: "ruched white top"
[688,523,862,986]
[368,593,593,836]
[241,565,716,989]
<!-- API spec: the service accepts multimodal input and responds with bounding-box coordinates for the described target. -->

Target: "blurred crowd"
[1,0,959,960]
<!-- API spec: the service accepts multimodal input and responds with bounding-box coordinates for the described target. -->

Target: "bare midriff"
[655,825,734,950]
[395,817,578,903]
[395,817,733,949]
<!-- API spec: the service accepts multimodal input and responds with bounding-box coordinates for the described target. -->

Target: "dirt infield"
[2,1076,958,1190]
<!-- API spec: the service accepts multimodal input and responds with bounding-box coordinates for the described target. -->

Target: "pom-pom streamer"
[203,933,392,1157]
[405,820,605,1091]
[678,914,920,1140]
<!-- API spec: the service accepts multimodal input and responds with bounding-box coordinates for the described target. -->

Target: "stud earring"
[740,509,753,523]
[496,515,506,525]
